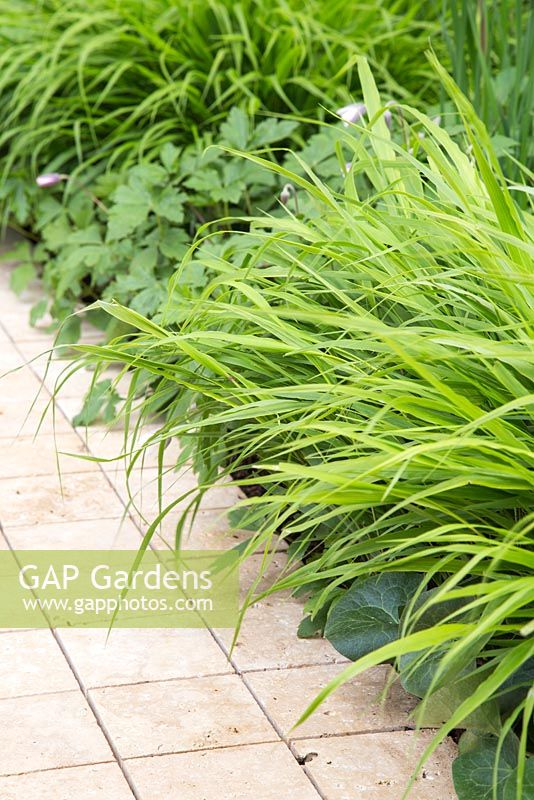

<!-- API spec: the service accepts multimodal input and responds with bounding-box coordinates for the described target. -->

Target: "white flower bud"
[336,103,366,126]
[36,172,68,188]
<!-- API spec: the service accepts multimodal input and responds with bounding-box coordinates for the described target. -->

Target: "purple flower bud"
[36,172,67,188]
[384,100,396,129]
[336,103,366,126]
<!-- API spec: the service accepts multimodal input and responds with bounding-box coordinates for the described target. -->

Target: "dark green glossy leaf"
[324,573,422,661]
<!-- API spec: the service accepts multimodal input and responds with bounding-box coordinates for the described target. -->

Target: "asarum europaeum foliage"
[53,59,534,799]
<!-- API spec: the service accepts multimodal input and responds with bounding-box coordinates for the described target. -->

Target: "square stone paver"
[127,742,321,800]
[69,426,180,472]
[246,664,416,739]
[0,358,43,398]
[4,517,142,550]
[151,508,288,554]
[0,313,53,344]
[0,691,113,775]
[0,343,24,365]
[41,359,117,400]
[90,674,277,759]
[58,628,232,688]
[216,597,347,671]
[15,334,102,378]
[149,508,247,551]
[13,317,101,346]
[292,731,457,800]
[0,471,126,527]
[0,433,94,478]
[238,552,295,598]
[0,629,78,699]
[13,347,68,387]
[0,396,72,436]
[0,369,43,401]
[111,466,243,524]
[0,762,135,800]
[60,398,161,436]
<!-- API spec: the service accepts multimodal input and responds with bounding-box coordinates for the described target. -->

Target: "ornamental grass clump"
[53,57,533,798]
[0,0,443,335]
[0,0,440,183]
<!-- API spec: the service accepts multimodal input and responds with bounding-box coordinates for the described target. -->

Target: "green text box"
[0,550,240,628]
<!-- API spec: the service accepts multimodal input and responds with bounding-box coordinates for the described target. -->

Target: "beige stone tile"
[11,319,102,347]
[72,426,181,472]
[0,762,135,800]
[28,356,100,397]
[110,466,243,526]
[0,361,45,398]
[0,629,78,699]
[0,691,113,775]
[109,463,196,515]
[0,255,43,310]
[246,664,416,739]
[0,311,53,344]
[15,348,101,397]
[0,313,55,346]
[97,447,185,494]
[0,395,72,436]
[0,282,54,338]
[0,284,43,317]
[150,507,251,552]
[0,540,46,632]
[127,742,321,800]
[0,433,96,478]
[150,507,286,553]
[90,674,277,759]
[60,397,163,433]
[0,470,126,527]
[58,628,232,688]
[0,343,21,363]
[216,596,346,671]
[16,349,128,402]
[4,517,142,549]
[0,345,46,400]
[238,552,295,597]
[292,731,457,800]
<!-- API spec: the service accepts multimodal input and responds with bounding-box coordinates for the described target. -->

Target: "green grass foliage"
[58,59,534,799]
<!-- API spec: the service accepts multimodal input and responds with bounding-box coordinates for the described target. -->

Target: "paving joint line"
[1,322,141,800]
[121,737,288,762]
[0,525,139,799]
[0,759,117,779]
[80,670,235,692]
[0,688,80,703]
[50,627,142,800]
[1,313,327,798]
[288,726,423,743]
[241,660,350,674]
[207,627,328,800]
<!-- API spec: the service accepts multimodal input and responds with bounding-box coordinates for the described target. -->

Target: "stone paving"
[0,248,457,799]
